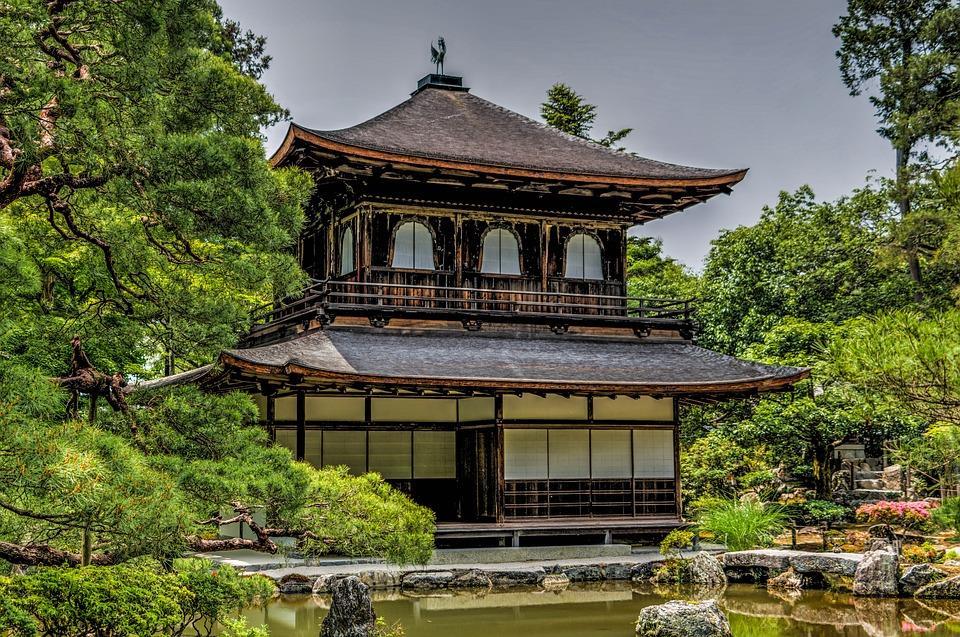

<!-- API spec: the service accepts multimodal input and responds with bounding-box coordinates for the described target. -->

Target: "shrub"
[932,497,960,532]
[803,500,849,525]
[902,542,943,564]
[0,561,275,637]
[659,529,694,556]
[696,499,788,551]
[855,500,936,529]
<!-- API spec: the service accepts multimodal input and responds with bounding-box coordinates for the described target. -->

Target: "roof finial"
[430,36,446,76]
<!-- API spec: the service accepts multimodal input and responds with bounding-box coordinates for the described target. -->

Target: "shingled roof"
[219,327,808,396]
[271,83,746,188]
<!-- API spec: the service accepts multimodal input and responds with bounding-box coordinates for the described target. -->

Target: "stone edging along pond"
[267,547,960,599]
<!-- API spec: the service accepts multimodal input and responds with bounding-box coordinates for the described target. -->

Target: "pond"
[238,583,960,636]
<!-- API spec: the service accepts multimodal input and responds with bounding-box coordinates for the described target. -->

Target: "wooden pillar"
[454,212,463,287]
[672,398,682,518]
[296,391,306,462]
[495,394,505,523]
[540,222,549,292]
[266,394,276,442]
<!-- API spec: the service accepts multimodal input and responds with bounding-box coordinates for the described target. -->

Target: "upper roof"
[217,327,808,397]
[271,82,747,189]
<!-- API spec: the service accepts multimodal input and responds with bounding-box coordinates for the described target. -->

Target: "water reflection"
[239,584,960,637]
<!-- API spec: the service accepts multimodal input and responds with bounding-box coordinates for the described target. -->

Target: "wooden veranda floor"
[435,516,684,545]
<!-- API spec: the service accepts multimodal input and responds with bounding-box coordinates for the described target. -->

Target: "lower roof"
[219,327,808,396]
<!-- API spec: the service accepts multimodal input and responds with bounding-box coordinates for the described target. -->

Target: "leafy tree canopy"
[0,0,312,375]
[540,83,633,150]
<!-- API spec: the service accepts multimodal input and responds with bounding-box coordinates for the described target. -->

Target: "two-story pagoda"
[192,74,807,544]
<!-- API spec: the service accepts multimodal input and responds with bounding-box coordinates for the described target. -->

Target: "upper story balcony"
[244,267,696,346]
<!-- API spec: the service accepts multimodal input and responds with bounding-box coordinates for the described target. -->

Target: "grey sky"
[219,0,890,269]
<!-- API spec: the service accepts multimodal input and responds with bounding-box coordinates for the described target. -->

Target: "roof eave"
[219,350,809,397]
[270,124,748,190]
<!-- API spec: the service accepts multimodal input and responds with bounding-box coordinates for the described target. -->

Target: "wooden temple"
[175,74,808,544]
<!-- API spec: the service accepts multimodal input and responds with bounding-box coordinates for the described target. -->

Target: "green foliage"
[625,237,699,300]
[802,500,849,525]
[696,499,787,551]
[540,83,597,138]
[0,561,273,637]
[834,1,960,161]
[932,496,960,531]
[834,311,960,427]
[540,83,632,150]
[374,617,406,637]
[659,529,694,556]
[698,186,911,354]
[0,0,312,375]
[902,541,942,565]
[296,467,435,565]
[680,430,774,501]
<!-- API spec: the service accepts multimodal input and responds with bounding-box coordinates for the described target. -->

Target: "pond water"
[238,583,960,636]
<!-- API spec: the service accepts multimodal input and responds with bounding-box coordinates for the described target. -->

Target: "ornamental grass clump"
[855,500,936,529]
[696,499,788,551]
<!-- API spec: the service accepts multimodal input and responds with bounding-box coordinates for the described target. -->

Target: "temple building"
[183,73,807,544]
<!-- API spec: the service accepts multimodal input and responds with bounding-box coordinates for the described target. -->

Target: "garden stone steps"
[721,549,863,580]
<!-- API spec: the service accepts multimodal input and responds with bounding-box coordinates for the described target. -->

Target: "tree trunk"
[812,443,833,499]
[81,526,92,567]
[0,541,113,567]
[896,145,923,298]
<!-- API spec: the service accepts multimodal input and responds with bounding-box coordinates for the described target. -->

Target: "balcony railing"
[246,279,696,343]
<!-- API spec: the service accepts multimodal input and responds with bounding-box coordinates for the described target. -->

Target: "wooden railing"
[246,278,696,342]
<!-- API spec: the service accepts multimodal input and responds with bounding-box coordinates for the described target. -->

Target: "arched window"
[480,228,521,275]
[564,233,603,280]
[339,226,355,275]
[391,221,435,270]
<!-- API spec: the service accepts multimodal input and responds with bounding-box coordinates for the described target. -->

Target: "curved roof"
[271,86,747,188]
[220,328,808,396]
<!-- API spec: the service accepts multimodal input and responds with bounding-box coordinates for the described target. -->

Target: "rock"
[320,576,376,637]
[356,569,400,590]
[631,560,669,583]
[312,573,343,594]
[278,573,314,595]
[605,562,636,580]
[687,552,726,587]
[449,569,492,589]
[915,573,960,598]
[790,552,861,577]
[561,564,603,582]
[485,568,545,587]
[541,572,570,590]
[852,545,899,597]
[722,549,862,580]
[635,600,732,637]
[400,570,455,590]
[767,566,803,591]
[900,564,946,596]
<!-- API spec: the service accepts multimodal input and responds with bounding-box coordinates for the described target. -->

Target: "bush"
[803,500,849,525]
[696,499,788,551]
[855,500,936,529]
[659,529,694,556]
[932,497,960,532]
[0,561,274,637]
[902,542,943,564]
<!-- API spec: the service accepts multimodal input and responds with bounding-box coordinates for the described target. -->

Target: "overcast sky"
[219,0,889,269]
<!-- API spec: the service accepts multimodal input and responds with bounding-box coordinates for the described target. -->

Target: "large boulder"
[687,552,726,587]
[320,576,376,637]
[900,564,946,596]
[636,600,732,637]
[277,573,314,595]
[400,570,455,590]
[722,549,862,582]
[852,545,899,597]
[915,573,960,598]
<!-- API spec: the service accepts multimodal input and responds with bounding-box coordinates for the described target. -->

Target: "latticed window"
[391,221,435,270]
[480,228,521,275]
[339,226,355,274]
[564,233,603,280]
